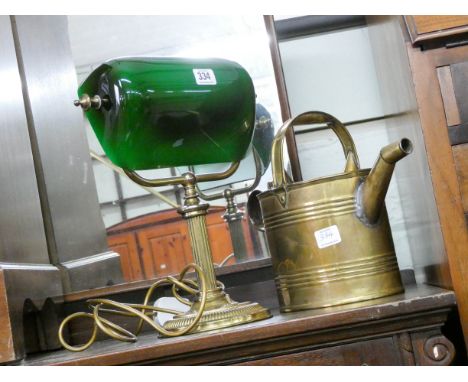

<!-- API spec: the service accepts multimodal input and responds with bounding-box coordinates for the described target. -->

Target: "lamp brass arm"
[194,148,263,202]
[124,161,240,188]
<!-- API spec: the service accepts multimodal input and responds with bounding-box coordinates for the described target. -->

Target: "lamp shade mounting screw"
[73,94,102,111]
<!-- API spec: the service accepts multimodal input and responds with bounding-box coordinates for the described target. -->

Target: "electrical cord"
[58,263,208,352]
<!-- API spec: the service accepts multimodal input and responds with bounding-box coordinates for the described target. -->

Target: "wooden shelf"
[21,284,456,366]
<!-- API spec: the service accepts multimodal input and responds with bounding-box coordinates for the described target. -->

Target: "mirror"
[273,15,414,272]
[67,16,282,282]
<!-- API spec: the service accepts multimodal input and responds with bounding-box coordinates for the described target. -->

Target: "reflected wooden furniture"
[21,285,457,365]
[368,15,468,349]
[107,206,257,282]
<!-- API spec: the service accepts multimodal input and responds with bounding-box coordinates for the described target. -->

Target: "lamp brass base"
[163,288,271,334]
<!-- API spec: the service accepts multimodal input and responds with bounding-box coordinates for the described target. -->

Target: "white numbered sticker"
[314,225,342,249]
[193,69,217,85]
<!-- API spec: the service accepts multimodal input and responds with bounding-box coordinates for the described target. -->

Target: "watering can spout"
[359,138,413,225]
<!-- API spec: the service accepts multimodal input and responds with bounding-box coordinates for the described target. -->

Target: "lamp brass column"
[124,166,271,334]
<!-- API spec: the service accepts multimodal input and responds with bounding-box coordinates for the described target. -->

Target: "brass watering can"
[249,111,413,312]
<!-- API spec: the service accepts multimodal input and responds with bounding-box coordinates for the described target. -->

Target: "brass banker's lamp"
[62,57,271,349]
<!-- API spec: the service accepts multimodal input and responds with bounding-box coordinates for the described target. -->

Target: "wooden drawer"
[405,16,468,46]
[236,337,401,366]
[106,207,251,281]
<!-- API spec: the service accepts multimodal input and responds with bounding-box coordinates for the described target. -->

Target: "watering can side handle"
[271,111,360,188]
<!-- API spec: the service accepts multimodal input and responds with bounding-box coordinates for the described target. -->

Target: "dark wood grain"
[394,332,416,365]
[237,338,400,366]
[20,285,456,366]
[411,330,456,365]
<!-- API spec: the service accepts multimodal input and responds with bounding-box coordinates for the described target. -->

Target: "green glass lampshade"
[79,57,256,170]
[178,102,275,191]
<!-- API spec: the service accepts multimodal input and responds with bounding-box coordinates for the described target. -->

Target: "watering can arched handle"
[272,111,360,188]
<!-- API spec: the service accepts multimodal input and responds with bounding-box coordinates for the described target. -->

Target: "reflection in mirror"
[67,16,282,282]
[274,16,414,272]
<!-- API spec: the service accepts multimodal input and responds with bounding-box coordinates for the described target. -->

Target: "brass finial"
[73,94,102,111]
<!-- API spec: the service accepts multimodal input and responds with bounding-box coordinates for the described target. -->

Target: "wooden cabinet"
[136,221,192,280]
[107,233,144,282]
[405,16,468,46]
[238,338,402,366]
[107,206,256,282]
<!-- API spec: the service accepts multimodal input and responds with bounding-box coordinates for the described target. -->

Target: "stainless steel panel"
[0,263,63,362]
[0,16,50,264]
[61,251,124,291]
[11,16,110,263]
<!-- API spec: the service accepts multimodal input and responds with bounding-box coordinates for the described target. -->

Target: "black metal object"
[446,62,468,146]
[452,61,468,123]
[446,38,468,49]
[274,15,367,42]
[448,123,468,146]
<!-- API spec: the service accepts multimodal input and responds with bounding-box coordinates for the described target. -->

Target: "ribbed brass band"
[276,252,399,289]
[163,301,271,333]
[264,196,356,230]
[279,277,403,313]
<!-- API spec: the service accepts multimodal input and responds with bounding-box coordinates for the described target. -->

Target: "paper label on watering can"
[314,225,342,249]
[193,69,217,85]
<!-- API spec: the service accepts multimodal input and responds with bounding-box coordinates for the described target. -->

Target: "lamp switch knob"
[74,94,102,111]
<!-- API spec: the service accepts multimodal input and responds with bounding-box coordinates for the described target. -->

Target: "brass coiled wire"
[58,263,207,352]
